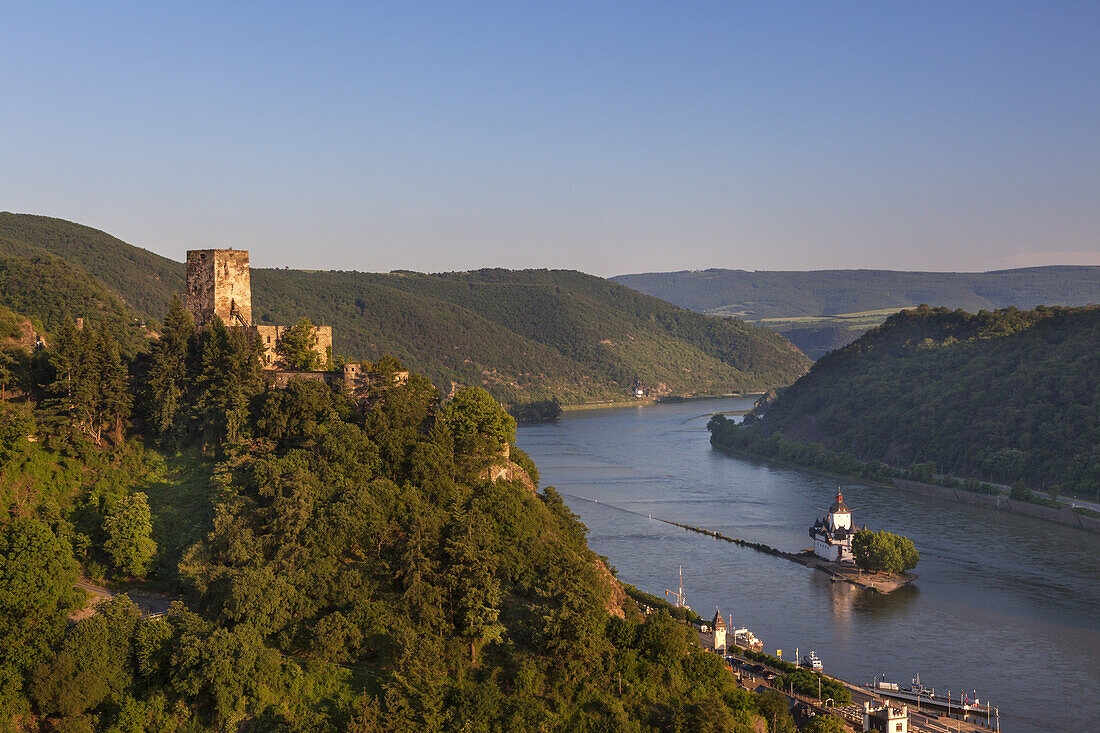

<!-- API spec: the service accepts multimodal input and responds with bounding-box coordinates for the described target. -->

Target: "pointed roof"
[830,489,849,514]
[712,607,727,630]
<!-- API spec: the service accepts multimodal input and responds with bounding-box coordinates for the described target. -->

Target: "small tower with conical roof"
[711,607,727,652]
[810,487,856,562]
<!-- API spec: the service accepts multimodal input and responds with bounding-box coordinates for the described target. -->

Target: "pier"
[719,645,997,733]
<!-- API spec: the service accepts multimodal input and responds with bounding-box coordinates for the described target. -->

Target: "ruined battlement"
[186,249,252,327]
[249,324,333,370]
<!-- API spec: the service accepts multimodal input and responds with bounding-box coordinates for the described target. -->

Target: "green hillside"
[0,309,769,731]
[729,305,1100,498]
[0,213,810,407]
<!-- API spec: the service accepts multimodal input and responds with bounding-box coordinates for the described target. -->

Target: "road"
[70,580,176,622]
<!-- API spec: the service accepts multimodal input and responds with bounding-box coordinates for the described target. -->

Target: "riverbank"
[560,391,759,412]
[561,398,656,411]
[712,443,1100,535]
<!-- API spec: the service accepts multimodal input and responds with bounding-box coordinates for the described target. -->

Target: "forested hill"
[612,267,1100,318]
[0,302,775,730]
[745,305,1100,498]
[0,213,810,406]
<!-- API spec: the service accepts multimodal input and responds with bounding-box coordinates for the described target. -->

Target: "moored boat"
[866,676,995,721]
[732,627,763,652]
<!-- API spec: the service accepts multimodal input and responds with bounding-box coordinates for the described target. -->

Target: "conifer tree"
[190,317,262,451]
[147,295,194,436]
[103,492,157,577]
[444,509,504,663]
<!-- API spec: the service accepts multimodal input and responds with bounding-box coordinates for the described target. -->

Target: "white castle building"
[809,490,857,563]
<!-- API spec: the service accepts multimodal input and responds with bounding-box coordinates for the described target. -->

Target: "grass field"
[741,306,912,329]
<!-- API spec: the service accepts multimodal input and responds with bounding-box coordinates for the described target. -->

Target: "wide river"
[516,397,1100,733]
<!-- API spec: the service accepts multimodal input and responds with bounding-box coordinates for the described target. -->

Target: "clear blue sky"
[2,1,1098,275]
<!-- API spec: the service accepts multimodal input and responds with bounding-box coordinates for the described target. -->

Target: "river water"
[516,397,1100,733]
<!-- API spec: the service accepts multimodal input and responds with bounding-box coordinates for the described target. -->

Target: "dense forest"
[712,305,1100,500]
[0,298,784,732]
[0,214,810,410]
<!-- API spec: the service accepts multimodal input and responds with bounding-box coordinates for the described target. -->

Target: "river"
[516,397,1100,733]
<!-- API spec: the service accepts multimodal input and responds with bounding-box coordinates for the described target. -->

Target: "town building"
[810,490,856,563]
[711,608,727,652]
[863,701,908,733]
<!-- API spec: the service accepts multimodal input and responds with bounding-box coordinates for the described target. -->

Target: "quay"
[720,646,996,733]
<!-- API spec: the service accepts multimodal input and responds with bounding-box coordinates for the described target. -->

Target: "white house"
[863,701,908,733]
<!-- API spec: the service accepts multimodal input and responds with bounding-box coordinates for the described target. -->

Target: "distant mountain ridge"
[612,266,1100,318]
[0,213,810,407]
[612,266,1100,358]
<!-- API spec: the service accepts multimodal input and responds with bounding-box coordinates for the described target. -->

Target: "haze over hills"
[0,213,810,407]
[613,267,1100,358]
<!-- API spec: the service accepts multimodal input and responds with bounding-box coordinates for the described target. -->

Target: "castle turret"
[828,490,852,531]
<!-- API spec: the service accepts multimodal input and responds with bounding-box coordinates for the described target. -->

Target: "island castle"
[184,248,404,390]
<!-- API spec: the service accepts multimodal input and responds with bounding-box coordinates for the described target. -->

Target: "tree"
[440,387,516,476]
[802,714,846,733]
[444,510,504,664]
[852,529,918,574]
[276,318,321,371]
[0,518,79,713]
[189,317,263,450]
[46,320,131,444]
[147,295,194,436]
[103,493,157,577]
[0,348,16,401]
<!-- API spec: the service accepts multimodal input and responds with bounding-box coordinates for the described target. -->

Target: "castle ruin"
[185,249,331,370]
[184,249,406,393]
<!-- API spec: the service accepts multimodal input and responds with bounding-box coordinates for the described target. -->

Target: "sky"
[2,1,1098,276]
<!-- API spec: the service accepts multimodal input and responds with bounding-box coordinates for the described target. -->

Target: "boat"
[865,675,995,720]
[801,651,823,671]
[664,565,691,610]
[732,627,763,652]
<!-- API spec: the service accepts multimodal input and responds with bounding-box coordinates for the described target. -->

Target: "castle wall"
[248,324,331,370]
[186,249,252,327]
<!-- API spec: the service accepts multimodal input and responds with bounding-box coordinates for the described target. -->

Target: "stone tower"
[711,608,727,652]
[185,249,252,327]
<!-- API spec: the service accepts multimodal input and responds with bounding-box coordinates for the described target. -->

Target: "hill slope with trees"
[0,301,772,731]
[0,213,810,408]
[721,305,1100,499]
